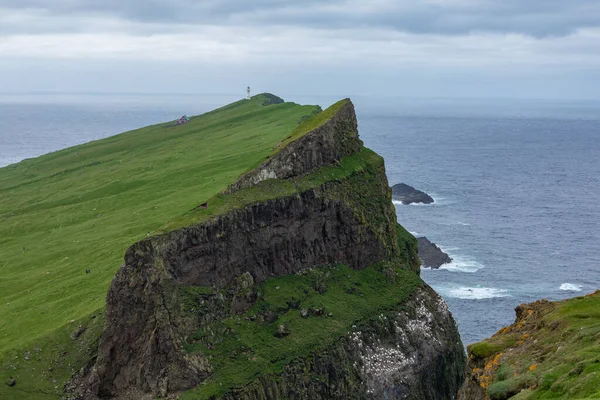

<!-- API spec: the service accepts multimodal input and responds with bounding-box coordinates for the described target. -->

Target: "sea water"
[358,97,600,344]
[1,93,599,345]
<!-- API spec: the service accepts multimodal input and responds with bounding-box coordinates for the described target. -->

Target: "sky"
[1,1,600,99]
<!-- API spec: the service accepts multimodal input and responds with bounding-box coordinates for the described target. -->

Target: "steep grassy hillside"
[0,94,319,356]
[461,291,600,400]
[1,95,464,400]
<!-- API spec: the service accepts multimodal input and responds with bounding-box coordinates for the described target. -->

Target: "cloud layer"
[0,1,599,98]
[2,0,600,36]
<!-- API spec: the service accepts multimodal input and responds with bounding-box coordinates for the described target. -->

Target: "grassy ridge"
[274,98,348,152]
[467,292,600,399]
[0,94,319,356]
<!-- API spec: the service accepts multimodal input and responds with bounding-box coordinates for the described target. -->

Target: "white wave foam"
[428,193,455,206]
[559,283,582,292]
[417,243,483,273]
[392,192,455,207]
[392,200,431,206]
[435,251,484,273]
[408,231,420,236]
[444,286,510,300]
[437,262,482,273]
[437,244,460,252]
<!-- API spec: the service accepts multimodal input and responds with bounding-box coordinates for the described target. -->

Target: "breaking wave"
[435,247,484,273]
[392,194,455,207]
[392,200,431,206]
[441,286,510,300]
[559,283,582,292]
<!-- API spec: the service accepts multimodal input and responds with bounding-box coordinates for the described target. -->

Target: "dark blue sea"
[1,93,599,345]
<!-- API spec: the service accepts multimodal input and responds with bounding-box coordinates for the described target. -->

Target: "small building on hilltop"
[176,115,190,125]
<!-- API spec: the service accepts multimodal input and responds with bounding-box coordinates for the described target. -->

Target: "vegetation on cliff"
[181,263,422,398]
[461,291,600,400]
[0,94,319,398]
[0,94,463,400]
[0,94,317,354]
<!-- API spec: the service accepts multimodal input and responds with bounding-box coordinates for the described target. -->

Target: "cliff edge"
[460,291,600,400]
[71,98,465,399]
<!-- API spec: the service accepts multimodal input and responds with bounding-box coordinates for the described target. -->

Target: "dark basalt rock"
[391,183,434,205]
[274,324,291,338]
[81,188,392,398]
[263,310,279,324]
[71,326,87,341]
[417,237,452,269]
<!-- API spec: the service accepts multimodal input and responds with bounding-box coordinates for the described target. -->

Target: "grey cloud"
[240,1,600,38]
[0,0,320,24]
[1,0,600,37]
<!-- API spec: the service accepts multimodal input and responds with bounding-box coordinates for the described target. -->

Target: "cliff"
[69,98,464,399]
[459,291,600,400]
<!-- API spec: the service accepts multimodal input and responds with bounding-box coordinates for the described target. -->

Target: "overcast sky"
[1,1,599,99]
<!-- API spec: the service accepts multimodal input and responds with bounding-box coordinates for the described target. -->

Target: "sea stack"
[391,183,434,205]
[417,237,452,268]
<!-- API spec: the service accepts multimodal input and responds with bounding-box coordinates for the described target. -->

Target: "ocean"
[1,93,599,345]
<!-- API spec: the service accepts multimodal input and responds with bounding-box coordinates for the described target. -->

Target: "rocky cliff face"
[73,99,465,399]
[225,99,362,193]
[458,300,557,400]
[222,287,464,400]
[86,189,394,397]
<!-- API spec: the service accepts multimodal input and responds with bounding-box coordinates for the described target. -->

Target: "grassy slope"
[468,292,600,400]
[0,94,319,357]
[0,94,423,399]
[0,311,106,399]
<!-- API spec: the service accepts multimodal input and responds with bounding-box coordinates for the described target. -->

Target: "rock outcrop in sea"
[70,98,465,399]
[391,183,434,205]
[417,237,452,268]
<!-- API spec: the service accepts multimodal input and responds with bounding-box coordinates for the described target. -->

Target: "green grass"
[469,342,505,360]
[180,263,422,399]
[469,292,600,400]
[275,98,348,152]
[0,310,105,400]
[0,94,319,359]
